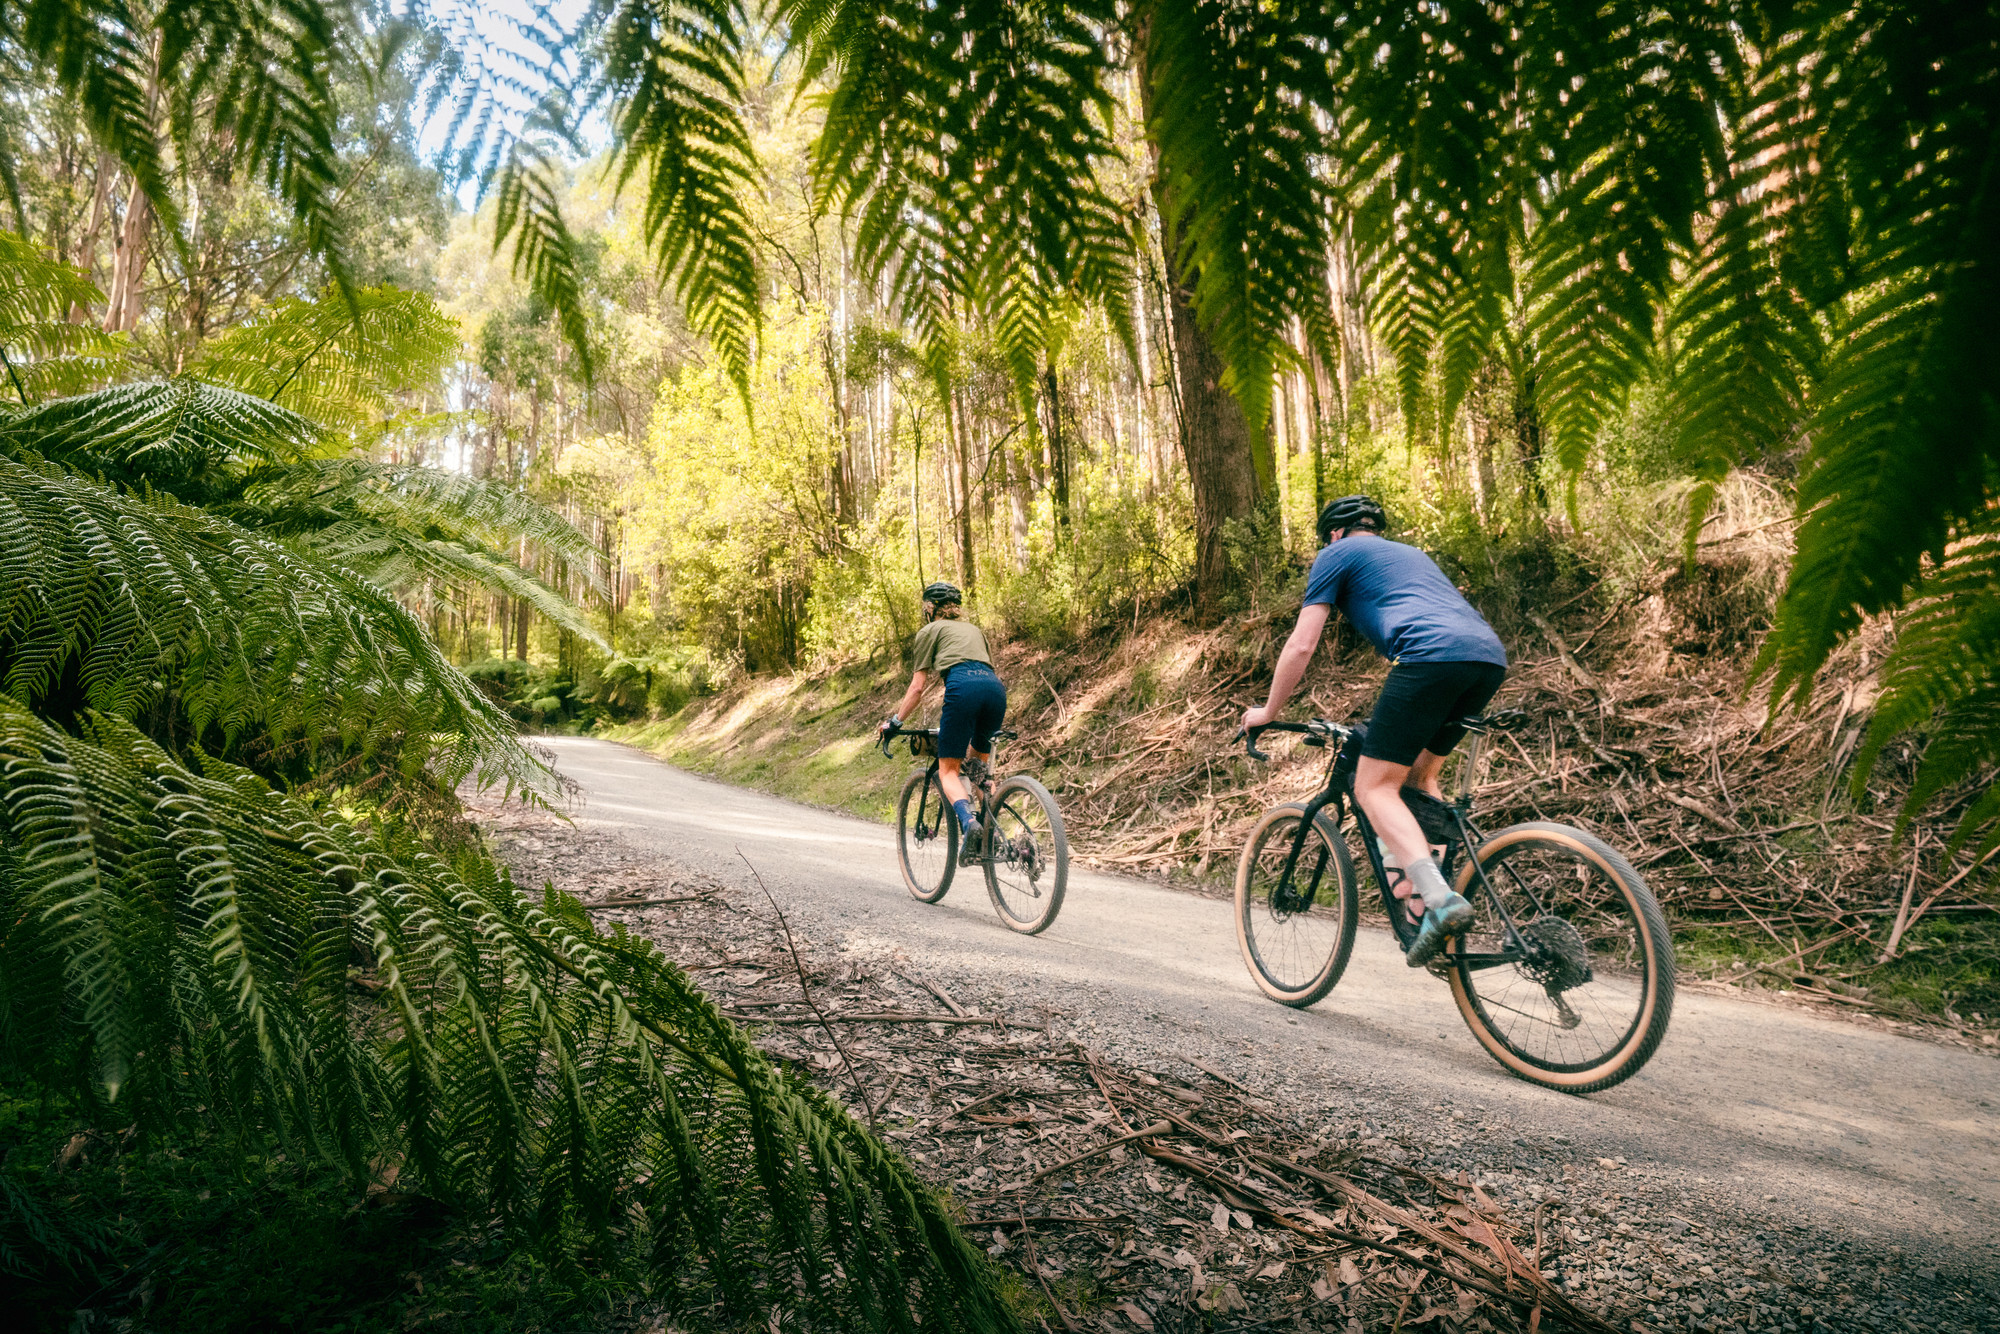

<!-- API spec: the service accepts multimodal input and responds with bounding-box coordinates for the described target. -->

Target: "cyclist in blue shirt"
[1240,496,1508,966]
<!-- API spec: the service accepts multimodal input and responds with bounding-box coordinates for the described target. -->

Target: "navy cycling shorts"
[937,661,1007,760]
[1360,660,1506,767]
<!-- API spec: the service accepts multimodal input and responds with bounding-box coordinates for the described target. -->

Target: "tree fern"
[5,0,352,286]
[1144,0,1335,436]
[1853,514,2000,855]
[793,0,1128,397]
[0,232,123,403]
[0,700,1019,1329]
[1758,0,2000,708]
[1662,57,1822,552]
[191,285,461,432]
[1,382,609,643]
[0,454,552,797]
[0,380,321,499]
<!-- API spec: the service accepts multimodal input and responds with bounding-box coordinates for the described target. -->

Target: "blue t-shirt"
[1302,534,1507,667]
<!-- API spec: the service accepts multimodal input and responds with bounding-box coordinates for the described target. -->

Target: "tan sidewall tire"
[1233,803,1358,1008]
[983,775,1068,935]
[897,769,956,903]
[1446,821,1675,1093]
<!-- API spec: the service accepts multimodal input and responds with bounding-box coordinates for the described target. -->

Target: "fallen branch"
[738,848,876,1130]
[1021,1120,1172,1184]
[583,893,716,910]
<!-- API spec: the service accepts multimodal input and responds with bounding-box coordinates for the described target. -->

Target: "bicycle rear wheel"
[896,769,957,903]
[1447,821,1674,1093]
[983,775,1068,934]
[1234,803,1360,1007]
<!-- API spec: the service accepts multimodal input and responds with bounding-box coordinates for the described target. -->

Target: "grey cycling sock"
[1404,855,1456,912]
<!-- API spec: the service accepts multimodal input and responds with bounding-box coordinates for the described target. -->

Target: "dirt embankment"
[607,573,1998,1039]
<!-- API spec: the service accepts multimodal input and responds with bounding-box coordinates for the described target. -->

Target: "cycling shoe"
[957,824,986,866]
[1405,892,1474,968]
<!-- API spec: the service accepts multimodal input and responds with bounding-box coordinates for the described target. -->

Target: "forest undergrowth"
[610,568,1999,1044]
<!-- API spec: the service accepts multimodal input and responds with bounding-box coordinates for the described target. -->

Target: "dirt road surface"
[541,737,1998,1270]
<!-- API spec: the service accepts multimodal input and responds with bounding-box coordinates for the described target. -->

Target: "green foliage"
[0,231,122,401]
[792,0,1128,392]
[0,452,549,795]
[1855,515,2000,856]
[0,377,610,651]
[0,701,1018,1330]
[1145,0,1335,434]
[4,0,349,283]
[192,284,462,432]
[629,305,839,670]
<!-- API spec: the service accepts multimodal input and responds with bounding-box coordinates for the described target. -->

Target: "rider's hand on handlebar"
[1240,703,1276,736]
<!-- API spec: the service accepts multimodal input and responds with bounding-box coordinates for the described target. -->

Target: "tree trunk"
[1041,363,1071,532]
[952,389,976,591]
[1137,23,1265,616]
[104,183,151,333]
[1156,237,1263,612]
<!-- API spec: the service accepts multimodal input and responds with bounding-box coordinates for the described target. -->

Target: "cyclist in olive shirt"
[880,582,1008,863]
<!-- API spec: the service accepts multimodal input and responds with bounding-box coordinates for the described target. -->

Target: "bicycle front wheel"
[896,769,957,903]
[1447,821,1675,1093]
[1234,803,1360,1008]
[983,775,1068,934]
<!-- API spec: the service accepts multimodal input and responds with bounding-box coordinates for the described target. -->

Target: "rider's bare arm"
[1242,603,1331,731]
[886,669,932,729]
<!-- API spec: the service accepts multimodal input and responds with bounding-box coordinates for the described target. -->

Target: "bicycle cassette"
[1521,916,1593,993]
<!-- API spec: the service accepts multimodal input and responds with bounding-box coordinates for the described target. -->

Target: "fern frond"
[0,380,321,500]
[5,0,184,236]
[493,141,596,382]
[233,457,607,597]
[192,285,459,431]
[1145,0,1332,435]
[7,1,353,287]
[0,701,1020,1328]
[600,0,762,397]
[1853,517,2000,853]
[794,0,1127,399]
[1757,0,2000,707]
[0,455,552,798]
[0,231,122,403]
[305,522,610,650]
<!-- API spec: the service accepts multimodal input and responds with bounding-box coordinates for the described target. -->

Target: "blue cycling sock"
[952,798,976,831]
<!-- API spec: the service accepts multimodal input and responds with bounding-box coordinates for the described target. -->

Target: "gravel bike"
[878,724,1069,934]
[1233,712,1674,1093]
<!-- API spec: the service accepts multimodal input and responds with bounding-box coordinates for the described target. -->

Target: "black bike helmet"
[1316,494,1388,544]
[920,581,962,609]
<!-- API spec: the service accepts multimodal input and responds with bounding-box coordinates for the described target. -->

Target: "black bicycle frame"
[883,725,1020,856]
[1260,722,1545,969]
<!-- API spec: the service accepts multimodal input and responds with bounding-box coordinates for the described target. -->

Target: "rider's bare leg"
[1355,756,1458,914]
[1406,748,1449,802]
[936,749,990,808]
[937,756,969,807]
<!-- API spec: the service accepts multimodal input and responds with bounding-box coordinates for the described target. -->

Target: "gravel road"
[539,737,1998,1304]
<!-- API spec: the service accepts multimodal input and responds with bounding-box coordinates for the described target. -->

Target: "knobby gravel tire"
[896,769,957,903]
[1234,803,1361,1008]
[1447,821,1675,1093]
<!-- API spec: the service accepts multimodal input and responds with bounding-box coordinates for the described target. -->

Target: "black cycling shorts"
[1360,660,1506,768]
[937,661,1006,760]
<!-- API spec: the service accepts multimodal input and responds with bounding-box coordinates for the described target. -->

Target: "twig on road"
[736,847,877,1131]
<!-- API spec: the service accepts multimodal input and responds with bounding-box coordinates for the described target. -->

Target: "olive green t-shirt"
[911,618,993,676]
